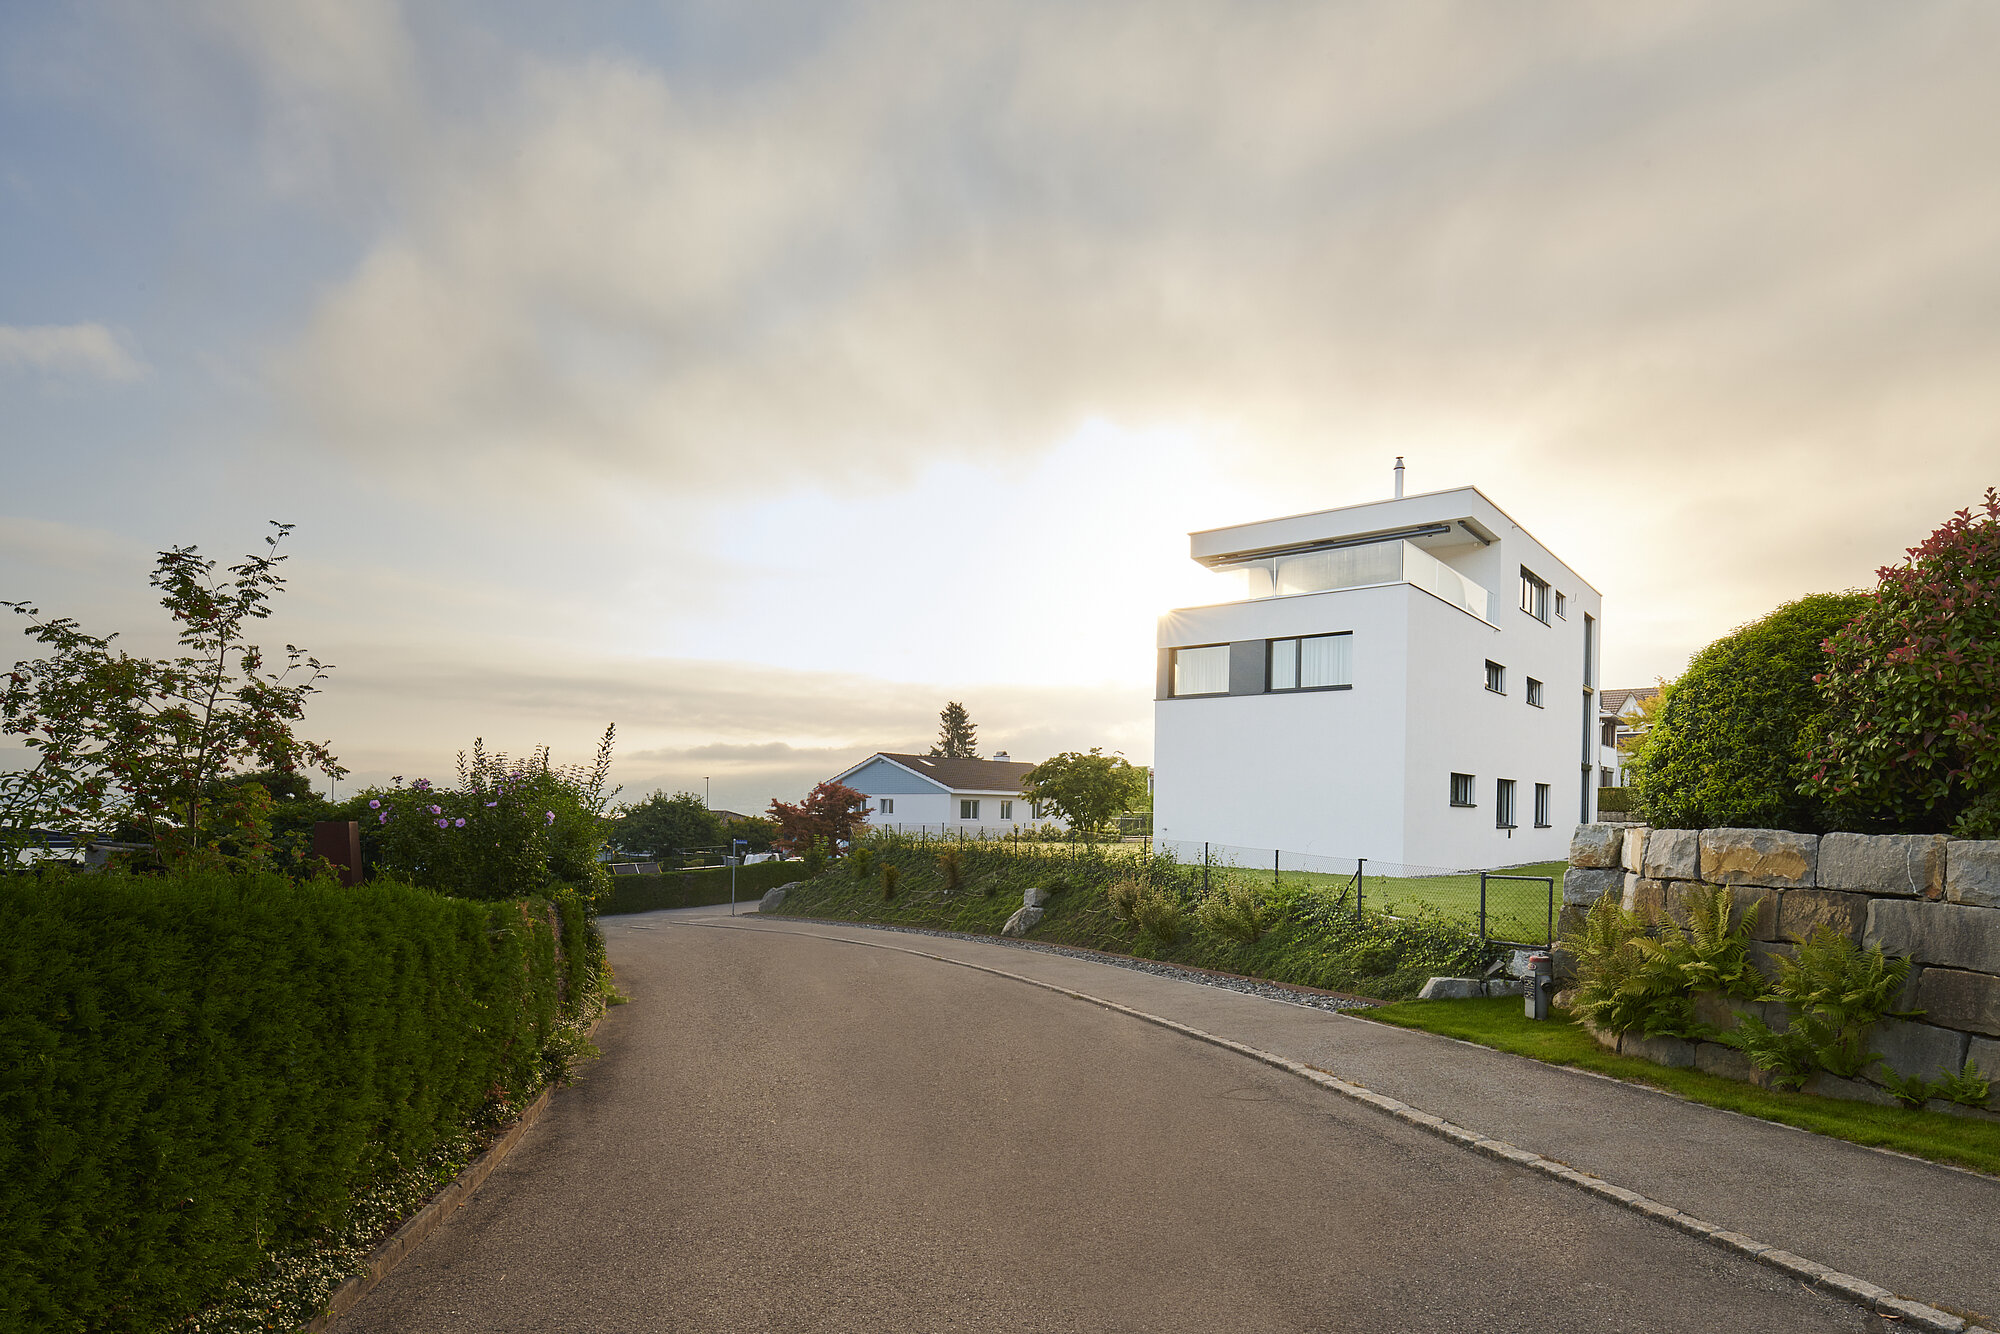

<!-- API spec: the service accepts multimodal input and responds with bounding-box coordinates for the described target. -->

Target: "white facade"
[1153,486,1602,871]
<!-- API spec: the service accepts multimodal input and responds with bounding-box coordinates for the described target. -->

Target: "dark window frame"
[1526,677,1544,708]
[1168,643,1232,698]
[1485,660,1506,694]
[1450,772,1477,807]
[1554,590,1567,619]
[1534,783,1551,828]
[1520,567,1550,623]
[1266,631,1356,694]
[1496,778,1517,829]
[960,799,981,820]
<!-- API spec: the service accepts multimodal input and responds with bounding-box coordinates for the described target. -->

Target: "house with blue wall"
[831,752,1039,835]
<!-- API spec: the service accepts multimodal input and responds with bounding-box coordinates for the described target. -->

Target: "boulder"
[1968,1036,2000,1083]
[1819,832,1947,899]
[1417,977,1483,1000]
[1691,992,1789,1034]
[1641,828,1702,881]
[1022,886,1052,909]
[1695,1042,1754,1081]
[1747,940,1797,981]
[1946,840,2000,909]
[1776,889,1871,945]
[1802,1072,1902,1108]
[1570,823,1623,868]
[1865,900,2000,974]
[758,886,790,912]
[1621,826,1651,874]
[1914,969,2000,1038]
[1699,828,1818,889]
[1621,1033,1697,1068]
[1562,866,1622,907]
[1000,905,1044,938]
[1865,1019,1969,1085]
[1620,875,1667,919]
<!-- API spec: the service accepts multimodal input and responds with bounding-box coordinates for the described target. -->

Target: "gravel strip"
[772,916,1379,1012]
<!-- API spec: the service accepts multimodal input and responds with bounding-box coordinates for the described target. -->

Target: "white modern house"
[1153,480,1602,871]
[830,752,1041,835]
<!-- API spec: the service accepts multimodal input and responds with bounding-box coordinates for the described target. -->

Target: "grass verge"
[1361,996,2000,1177]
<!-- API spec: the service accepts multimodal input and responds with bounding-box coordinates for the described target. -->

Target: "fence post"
[1479,871,1488,944]
[1273,848,1280,891]
[1356,857,1365,919]
[1203,842,1211,897]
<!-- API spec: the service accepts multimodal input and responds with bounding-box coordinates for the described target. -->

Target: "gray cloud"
[0,324,146,380]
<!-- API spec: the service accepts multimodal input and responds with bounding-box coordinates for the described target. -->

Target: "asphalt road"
[341,908,1876,1333]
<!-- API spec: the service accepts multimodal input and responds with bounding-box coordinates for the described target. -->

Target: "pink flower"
[378,812,388,824]
[454,818,466,828]
[429,805,442,815]
[368,799,381,809]
[544,811,555,824]
[484,801,497,808]
[435,818,448,828]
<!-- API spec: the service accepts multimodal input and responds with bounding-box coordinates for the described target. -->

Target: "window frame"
[960,799,981,820]
[1450,772,1477,807]
[1520,567,1550,623]
[1554,590,1567,619]
[1526,677,1544,708]
[1266,631,1355,693]
[879,797,894,815]
[1534,783,1551,828]
[1168,643,1232,698]
[1485,660,1506,694]
[999,800,1013,820]
[1496,778,1517,829]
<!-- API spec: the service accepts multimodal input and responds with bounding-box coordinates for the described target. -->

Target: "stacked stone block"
[1564,824,2000,1113]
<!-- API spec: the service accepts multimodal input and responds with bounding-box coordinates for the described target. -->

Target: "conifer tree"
[929,701,980,759]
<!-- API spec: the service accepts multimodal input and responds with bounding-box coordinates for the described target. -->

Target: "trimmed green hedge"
[0,870,601,1332]
[1595,786,1635,814]
[598,858,801,915]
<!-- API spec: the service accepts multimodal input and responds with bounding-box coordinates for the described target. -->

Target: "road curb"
[303,1012,602,1332]
[689,919,1991,1334]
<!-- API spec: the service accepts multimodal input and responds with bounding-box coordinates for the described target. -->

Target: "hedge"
[0,870,601,1332]
[598,858,800,915]
[1595,786,1635,814]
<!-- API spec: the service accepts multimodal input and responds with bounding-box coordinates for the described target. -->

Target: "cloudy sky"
[4,0,1996,812]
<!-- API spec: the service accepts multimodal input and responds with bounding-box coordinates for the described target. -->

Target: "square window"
[1450,772,1476,806]
[1520,568,1550,623]
[1485,660,1506,694]
[1267,632,1354,691]
[1526,677,1544,708]
[1170,644,1230,696]
[880,797,894,815]
[1534,783,1551,828]
[960,799,981,820]
[1000,800,1013,820]
[1496,778,1516,828]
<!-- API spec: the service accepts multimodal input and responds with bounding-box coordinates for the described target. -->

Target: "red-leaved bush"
[766,779,871,854]
[1805,488,2000,837]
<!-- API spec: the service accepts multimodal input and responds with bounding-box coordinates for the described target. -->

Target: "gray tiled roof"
[876,753,1036,793]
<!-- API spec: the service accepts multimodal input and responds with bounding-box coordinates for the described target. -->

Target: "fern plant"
[1558,894,1700,1039]
[1720,926,1915,1087]
[1877,1068,1936,1109]
[1669,881,1764,999]
[1931,1059,1993,1110]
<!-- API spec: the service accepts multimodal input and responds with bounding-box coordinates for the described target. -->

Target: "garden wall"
[1564,824,2000,1107]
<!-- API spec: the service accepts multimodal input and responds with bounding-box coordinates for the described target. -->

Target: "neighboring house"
[831,751,1041,835]
[1152,483,1602,871]
[1597,686,1660,787]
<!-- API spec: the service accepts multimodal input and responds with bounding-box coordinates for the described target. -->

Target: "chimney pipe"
[1393,456,1405,499]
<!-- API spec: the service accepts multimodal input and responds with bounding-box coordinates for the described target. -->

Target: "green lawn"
[1362,996,2000,1176]
[1192,857,1567,946]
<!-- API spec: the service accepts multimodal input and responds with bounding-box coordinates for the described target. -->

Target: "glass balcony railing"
[1211,540,1493,622]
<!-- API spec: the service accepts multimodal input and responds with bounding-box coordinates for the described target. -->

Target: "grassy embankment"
[598,858,800,915]
[1365,996,2000,1176]
[762,836,1509,1000]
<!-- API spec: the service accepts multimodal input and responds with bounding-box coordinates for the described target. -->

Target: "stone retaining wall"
[1565,824,2000,1112]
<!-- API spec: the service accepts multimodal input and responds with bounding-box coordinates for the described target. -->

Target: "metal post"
[1547,876,1556,949]
[1203,842,1211,896]
[1479,871,1488,943]
[1356,858,1365,918]
[1273,848,1280,891]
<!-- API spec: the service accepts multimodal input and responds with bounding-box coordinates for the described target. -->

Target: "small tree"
[928,701,980,759]
[721,814,778,854]
[607,790,723,860]
[1630,592,1870,832]
[1806,488,2000,837]
[1019,749,1148,840]
[767,780,871,855]
[1,522,343,869]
